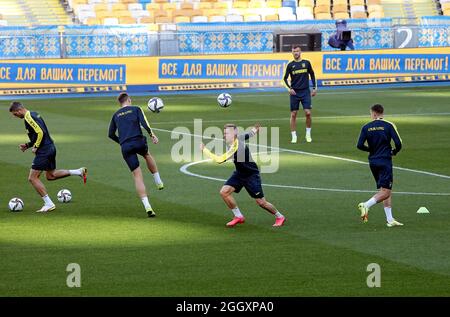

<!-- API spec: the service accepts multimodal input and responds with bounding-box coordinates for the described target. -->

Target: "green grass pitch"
[0,87,449,296]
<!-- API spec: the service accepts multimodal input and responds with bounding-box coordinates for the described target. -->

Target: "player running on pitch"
[282,45,317,144]
[357,104,403,227]
[108,92,164,218]
[200,123,286,227]
[9,102,87,213]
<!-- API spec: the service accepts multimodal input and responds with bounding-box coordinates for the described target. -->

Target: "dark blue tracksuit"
[283,59,317,111]
[108,106,154,171]
[24,111,56,171]
[357,118,402,189]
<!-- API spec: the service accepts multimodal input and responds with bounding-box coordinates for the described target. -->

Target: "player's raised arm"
[108,117,120,144]
[200,141,238,164]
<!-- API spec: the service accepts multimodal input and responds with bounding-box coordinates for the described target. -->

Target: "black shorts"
[370,161,393,190]
[121,137,148,172]
[290,89,312,111]
[32,144,56,171]
[225,171,264,199]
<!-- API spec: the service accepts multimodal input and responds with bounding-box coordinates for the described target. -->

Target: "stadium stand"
[0,0,446,27]
[0,0,72,26]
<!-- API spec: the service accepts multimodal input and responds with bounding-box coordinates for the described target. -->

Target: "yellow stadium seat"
[122,0,137,3]
[119,16,136,24]
[368,11,384,18]
[116,10,132,18]
[173,9,196,17]
[112,3,127,11]
[367,0,380,4]
[162,3,177,11]
[444,9,450,16]
[94,4,108,12]
[352,11,367,18]
[333,0,348,5]
[203,9,228,16]
[153,10,169,18]
[180,3,194,10]
[367,4,383,13]
[146,3,161,11]
[174,16,191,23]
[264,13,279,21]
[316,0,331,6]
[249,0,266,9]
[442,3,450,11]
[96,10,114,19]
[298,0,314,6]
[350,0,365,6]
[233,1,249,9]
[334,12,349,19]
[198,2,213,9]
[213,2,229,9]
[314,5,331,14]
[140,16,155,23]
[315,12,332,19]
[267,0,282,8]
[333,4,348,12]
[145,23,159,31]
[153,0,168,3]
[86,17,100,25]
[155,16,172,23]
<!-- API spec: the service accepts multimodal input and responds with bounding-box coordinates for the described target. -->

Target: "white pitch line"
[150,112,450,126]
[153,127,450,180]
[180,159,450,196]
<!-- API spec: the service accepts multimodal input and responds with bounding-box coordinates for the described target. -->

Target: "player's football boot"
[291,135,297,144]
[387,219,403,227]
[80,167,88,184]
[358,203,369,223]
[273,216,286,227]
[156,183,164,190]
[36,204,56,213]
[226,216,245,227]
[146,208,156,218]
[305,135,312,143]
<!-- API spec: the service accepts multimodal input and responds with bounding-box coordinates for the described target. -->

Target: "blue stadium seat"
[282,0,297,10]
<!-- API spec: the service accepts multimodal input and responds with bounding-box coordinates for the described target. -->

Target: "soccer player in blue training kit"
[283,45,317,144]
[9,102,87,213]
[200,123,286,227]
[357,104,403,227]
[108,92,164,218]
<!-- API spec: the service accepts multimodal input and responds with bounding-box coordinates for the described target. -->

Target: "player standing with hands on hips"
[283,45,317,144]
[357,104,403,227]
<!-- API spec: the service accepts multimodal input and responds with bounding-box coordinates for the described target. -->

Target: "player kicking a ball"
[108,92,164,218]
[200,123,286,227]
[356,104,403,227]
[9,102,87,213]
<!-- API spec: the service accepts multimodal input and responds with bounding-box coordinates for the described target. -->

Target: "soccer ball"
[57,189,72,203]
[148,97,164,113]
[217,93,232,108]
[8,197,24,212]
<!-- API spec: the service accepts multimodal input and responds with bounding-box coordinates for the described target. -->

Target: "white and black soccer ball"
[148,97,164,113]
[8,197,24,212]
[217,93,232,108]
[57,189,72,203]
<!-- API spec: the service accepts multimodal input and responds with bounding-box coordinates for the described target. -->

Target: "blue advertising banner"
[159,59,287,80]
[0,63,126,84]
[323,54,450,74]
